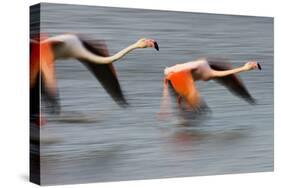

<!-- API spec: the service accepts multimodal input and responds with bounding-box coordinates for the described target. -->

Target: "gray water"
[38,3,273,185]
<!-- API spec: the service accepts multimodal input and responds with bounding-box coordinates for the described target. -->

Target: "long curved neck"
[211,66,246,78]
[84,43,138,64]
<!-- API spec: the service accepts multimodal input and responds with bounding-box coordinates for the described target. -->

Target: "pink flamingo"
[30,34,159,124]
[159,58,261,117]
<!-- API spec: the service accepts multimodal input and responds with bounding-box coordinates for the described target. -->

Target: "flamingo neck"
[109,43,139,63]
[211,66,246,78]
[85,43,138,64]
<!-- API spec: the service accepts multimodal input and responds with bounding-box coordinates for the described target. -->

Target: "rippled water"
[35,3,273,185]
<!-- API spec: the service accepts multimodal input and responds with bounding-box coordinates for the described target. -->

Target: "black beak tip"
[257,63,262,70]
[154,41,159,51]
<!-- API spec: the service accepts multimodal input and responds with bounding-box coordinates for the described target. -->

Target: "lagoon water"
[35,3,273,185]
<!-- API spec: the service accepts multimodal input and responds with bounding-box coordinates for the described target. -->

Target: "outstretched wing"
[207,59,256,104]
[78,37,128,107]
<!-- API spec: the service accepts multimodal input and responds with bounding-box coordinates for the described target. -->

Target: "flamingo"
[30,33,159,123]
[159,58,261,118]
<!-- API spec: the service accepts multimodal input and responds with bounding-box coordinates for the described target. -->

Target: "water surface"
[37,3,273,185]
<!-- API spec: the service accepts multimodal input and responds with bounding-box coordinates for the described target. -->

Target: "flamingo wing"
[78,37,128,107]
[208,59,256,104]
[30,39,40,117]
[30,37,60,114]
[168,71,207,112]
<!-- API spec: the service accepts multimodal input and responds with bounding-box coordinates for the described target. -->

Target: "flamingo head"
[244,60,262,71]
[135,38,159,51]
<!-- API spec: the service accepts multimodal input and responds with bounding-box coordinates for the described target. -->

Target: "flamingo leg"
[157,77,172,120]
[177,95,183,110]
[177,95,182,105]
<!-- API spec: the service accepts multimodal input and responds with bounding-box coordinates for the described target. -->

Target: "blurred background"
[36,3,273,185]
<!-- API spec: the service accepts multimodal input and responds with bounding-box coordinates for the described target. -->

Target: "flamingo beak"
[257,63,262,70]
[153,41,159,51]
